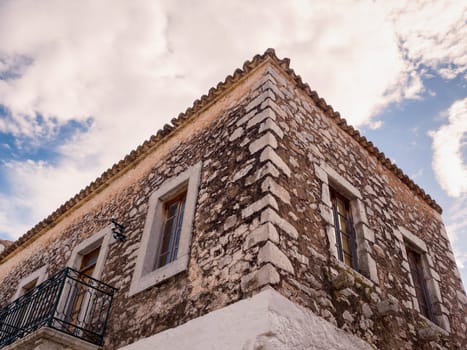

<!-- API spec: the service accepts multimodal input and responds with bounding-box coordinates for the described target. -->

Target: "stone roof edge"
[0,48,442,263]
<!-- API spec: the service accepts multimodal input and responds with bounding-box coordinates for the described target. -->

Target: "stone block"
[361,303,373,318]
[418,327,440,341]
[398,226,427,252]
[265,66,288,86]
[401,260,410,272]
[261,79,285,99]
[314,164,328,183]
[260,208,299,239]
[426,278,442,301]
[229,127,244,142]
[236,109,256,126]
[223,215,237,231]
[232,164,254,182]
[240,264,280,292]
[358,223,375,243]
[251,74,275,91]
[319,203,333,225]
[456,290,467,305]
[430,269,440,282]
[242,194,278,219]
[351,199,369,225]
[366,255,378,284]
[342,310,354,323]
[258,241,294,274]
[249,132,277,154]
[321,183,331,205]
[436,314,451,333]
[259,119,284,139]
[246,90,275,112]
[247,108,277,129]
[325,225,338,258]
[245,162,280,185]
[243,223,279,250]
[259,147,291,177]
[332,271,355,290]
[261,177,290,204]
[377,298,400,316]
[260,98,286,118]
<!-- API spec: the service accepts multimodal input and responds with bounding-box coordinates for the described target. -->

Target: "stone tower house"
[0,49,465,350]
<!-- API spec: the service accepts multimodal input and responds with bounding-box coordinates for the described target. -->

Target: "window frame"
[330,188,358,269]
[316,163,378,283]
[395,226,450,331]
[68,225,113,280]
[129,162,202,296]
[405,245,434,321]
[13,265,48,301]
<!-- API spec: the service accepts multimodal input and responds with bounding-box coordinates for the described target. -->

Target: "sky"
[0,0,466,286]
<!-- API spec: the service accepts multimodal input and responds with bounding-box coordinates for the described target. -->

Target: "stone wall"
[0,63,276,349]
[0,56,465,350]
[234,63,466,349]
[119,288,374,350]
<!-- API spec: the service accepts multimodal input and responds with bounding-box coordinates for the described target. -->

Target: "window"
[129,162,202,296]
[315,162,378,283]
[406,246,434,321]
[395,226,450,331]
[65,227,112,329]
[330,188,358,269]
[155,192,187,269]
[8,266,48,335]
[68,226,112,280]
[79,246,101,276]
[13,265,48,300]
[66,246,102,326]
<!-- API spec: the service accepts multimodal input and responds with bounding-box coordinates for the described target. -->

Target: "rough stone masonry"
[0,50,465,350]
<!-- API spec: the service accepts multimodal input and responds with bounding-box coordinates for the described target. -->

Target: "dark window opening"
[330,188,358,270]
[79,246,101,277]
[155,192,187,269]
[406,247,434,321]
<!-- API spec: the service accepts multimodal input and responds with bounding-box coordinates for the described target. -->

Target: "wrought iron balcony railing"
[0,267,116,348]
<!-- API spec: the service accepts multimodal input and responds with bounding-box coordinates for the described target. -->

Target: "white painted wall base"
[119,288,373,350]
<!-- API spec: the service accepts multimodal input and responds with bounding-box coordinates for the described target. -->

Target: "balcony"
[0,268,116,349]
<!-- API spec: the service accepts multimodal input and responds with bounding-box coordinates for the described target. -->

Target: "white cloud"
[385,0,467,79]
[368,120,383,130]
[0,158,101,239]
[410,168,424,179]
[429,98,467,197]
[444,195,467,282]
[0,0,465,239]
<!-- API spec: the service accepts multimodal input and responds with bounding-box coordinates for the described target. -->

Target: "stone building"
[0,49,465,350]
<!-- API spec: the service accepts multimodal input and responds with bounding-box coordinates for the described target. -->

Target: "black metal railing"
[0,267,116,348]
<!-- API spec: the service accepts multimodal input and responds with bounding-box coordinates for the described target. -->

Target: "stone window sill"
[418,314,450,336]
[129,255,189,296]
[334,258,375,289]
